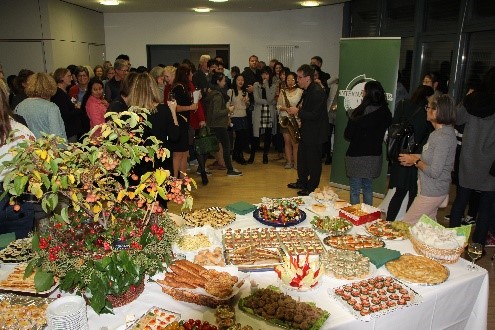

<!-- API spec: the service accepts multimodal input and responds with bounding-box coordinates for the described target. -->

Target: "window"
[382,0,416,36]
[461,31,495,96]
[425,0,461,33]
[350,0,380,37]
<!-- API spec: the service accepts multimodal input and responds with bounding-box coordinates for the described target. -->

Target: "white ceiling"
[64,0,349,13]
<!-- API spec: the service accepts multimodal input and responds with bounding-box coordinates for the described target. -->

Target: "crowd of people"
[0,55,494,253]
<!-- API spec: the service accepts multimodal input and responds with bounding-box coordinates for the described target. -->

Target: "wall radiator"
[267,45,296,69]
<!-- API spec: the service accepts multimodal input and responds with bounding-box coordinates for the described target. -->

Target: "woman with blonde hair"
[149,66,165,102]
[14,72,66,139]
[0,79,35,238]
[127,73,180,176]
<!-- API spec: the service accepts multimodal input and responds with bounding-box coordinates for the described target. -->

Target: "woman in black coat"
[386,85,434,221]
[344,81,392,205]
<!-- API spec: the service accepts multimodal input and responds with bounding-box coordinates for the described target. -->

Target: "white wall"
[104,5,343,78]
[0,0,105,76]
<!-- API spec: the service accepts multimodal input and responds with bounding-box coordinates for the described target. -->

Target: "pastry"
[323,234,384,251]
[386,254,449,285]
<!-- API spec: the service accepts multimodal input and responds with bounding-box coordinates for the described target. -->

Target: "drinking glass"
[467,242,482,270]
[168,92,175,102]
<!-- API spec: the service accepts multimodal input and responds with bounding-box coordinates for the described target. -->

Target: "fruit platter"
[275,254,323,291]
[311,215,353,236]
[253,200,306,227]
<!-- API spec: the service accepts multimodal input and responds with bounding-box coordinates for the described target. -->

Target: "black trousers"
[386,186,417,221]
[233,128,249,158]
[297,141,322,192]
[211,127,234,171]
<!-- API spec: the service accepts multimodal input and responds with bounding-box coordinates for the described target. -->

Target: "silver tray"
[0,293,54,329]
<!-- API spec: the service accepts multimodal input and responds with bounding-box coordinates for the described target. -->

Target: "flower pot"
[106,280,145,308]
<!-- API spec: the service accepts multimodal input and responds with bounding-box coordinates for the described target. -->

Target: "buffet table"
[50,198,488,330]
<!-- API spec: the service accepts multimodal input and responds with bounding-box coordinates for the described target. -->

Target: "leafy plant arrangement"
[0,108,194,314]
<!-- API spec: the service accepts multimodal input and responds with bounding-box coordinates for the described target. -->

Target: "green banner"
[330,38,401,195]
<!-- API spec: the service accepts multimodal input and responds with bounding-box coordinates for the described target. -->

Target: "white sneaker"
[227,170,243,176]
[284,163,293,169]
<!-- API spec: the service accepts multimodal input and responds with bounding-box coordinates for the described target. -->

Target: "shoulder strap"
[406,102,423,122]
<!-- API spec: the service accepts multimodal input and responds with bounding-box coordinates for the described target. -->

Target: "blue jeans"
[349,177,373,205]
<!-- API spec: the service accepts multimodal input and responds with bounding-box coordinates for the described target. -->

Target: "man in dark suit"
[287,64,329,196]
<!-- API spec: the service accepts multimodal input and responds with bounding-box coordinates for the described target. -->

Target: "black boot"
[234,151,247,165]
[247,151,255,164]
[263,154,268,164]
[201,172,209,186]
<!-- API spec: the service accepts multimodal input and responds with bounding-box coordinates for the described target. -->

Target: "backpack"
[386,101,422,165]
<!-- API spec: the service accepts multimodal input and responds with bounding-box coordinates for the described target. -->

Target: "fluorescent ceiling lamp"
[209,0,228,2]
[100,0,119,5]
[194,7,212,13]
[301,1,320,6]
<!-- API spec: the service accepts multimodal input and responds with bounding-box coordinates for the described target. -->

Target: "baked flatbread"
[386,254,449,285]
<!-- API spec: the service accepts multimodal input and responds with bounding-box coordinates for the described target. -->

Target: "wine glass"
[467,242,482,270]
[168,92,176,103]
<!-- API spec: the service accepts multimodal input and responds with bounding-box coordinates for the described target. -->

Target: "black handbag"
[194,126,220,154]
[386,102,422,165]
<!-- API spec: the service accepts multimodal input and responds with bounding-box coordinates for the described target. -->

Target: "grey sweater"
[418,125,456,197]
[456,105,495,191]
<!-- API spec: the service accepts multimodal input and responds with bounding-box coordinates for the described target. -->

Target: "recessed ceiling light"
[193,7,212,13]
[100,0,119,5]
[301,1,320,6]
[209,0,228,2]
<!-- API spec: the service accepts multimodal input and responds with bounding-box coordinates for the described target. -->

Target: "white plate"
[46,296,86,316]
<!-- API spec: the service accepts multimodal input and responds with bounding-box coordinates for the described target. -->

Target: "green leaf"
[41,174,50,189]
[90,290,106,314]
[13,175,29,195]
[60,207,69,223]
[33,269,54,292]
[118,159,132,176]
[108,133,118,141]
[47,193,59,211]
[157,186,167,200]
[60,270,80,291]
[107,145,117,152]
[119,135,130,144]
[60,175,68,189]
[50,159,59,173]
[101,256,112,268]
[25,260,36,277]
[31,233,40,251]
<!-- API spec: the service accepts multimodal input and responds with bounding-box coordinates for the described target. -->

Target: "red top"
[186,82,205,129]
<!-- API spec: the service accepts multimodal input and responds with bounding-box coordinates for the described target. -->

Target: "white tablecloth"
[52,199,489,330]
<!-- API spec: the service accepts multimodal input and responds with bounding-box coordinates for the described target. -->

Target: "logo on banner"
[339,74,393,112]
